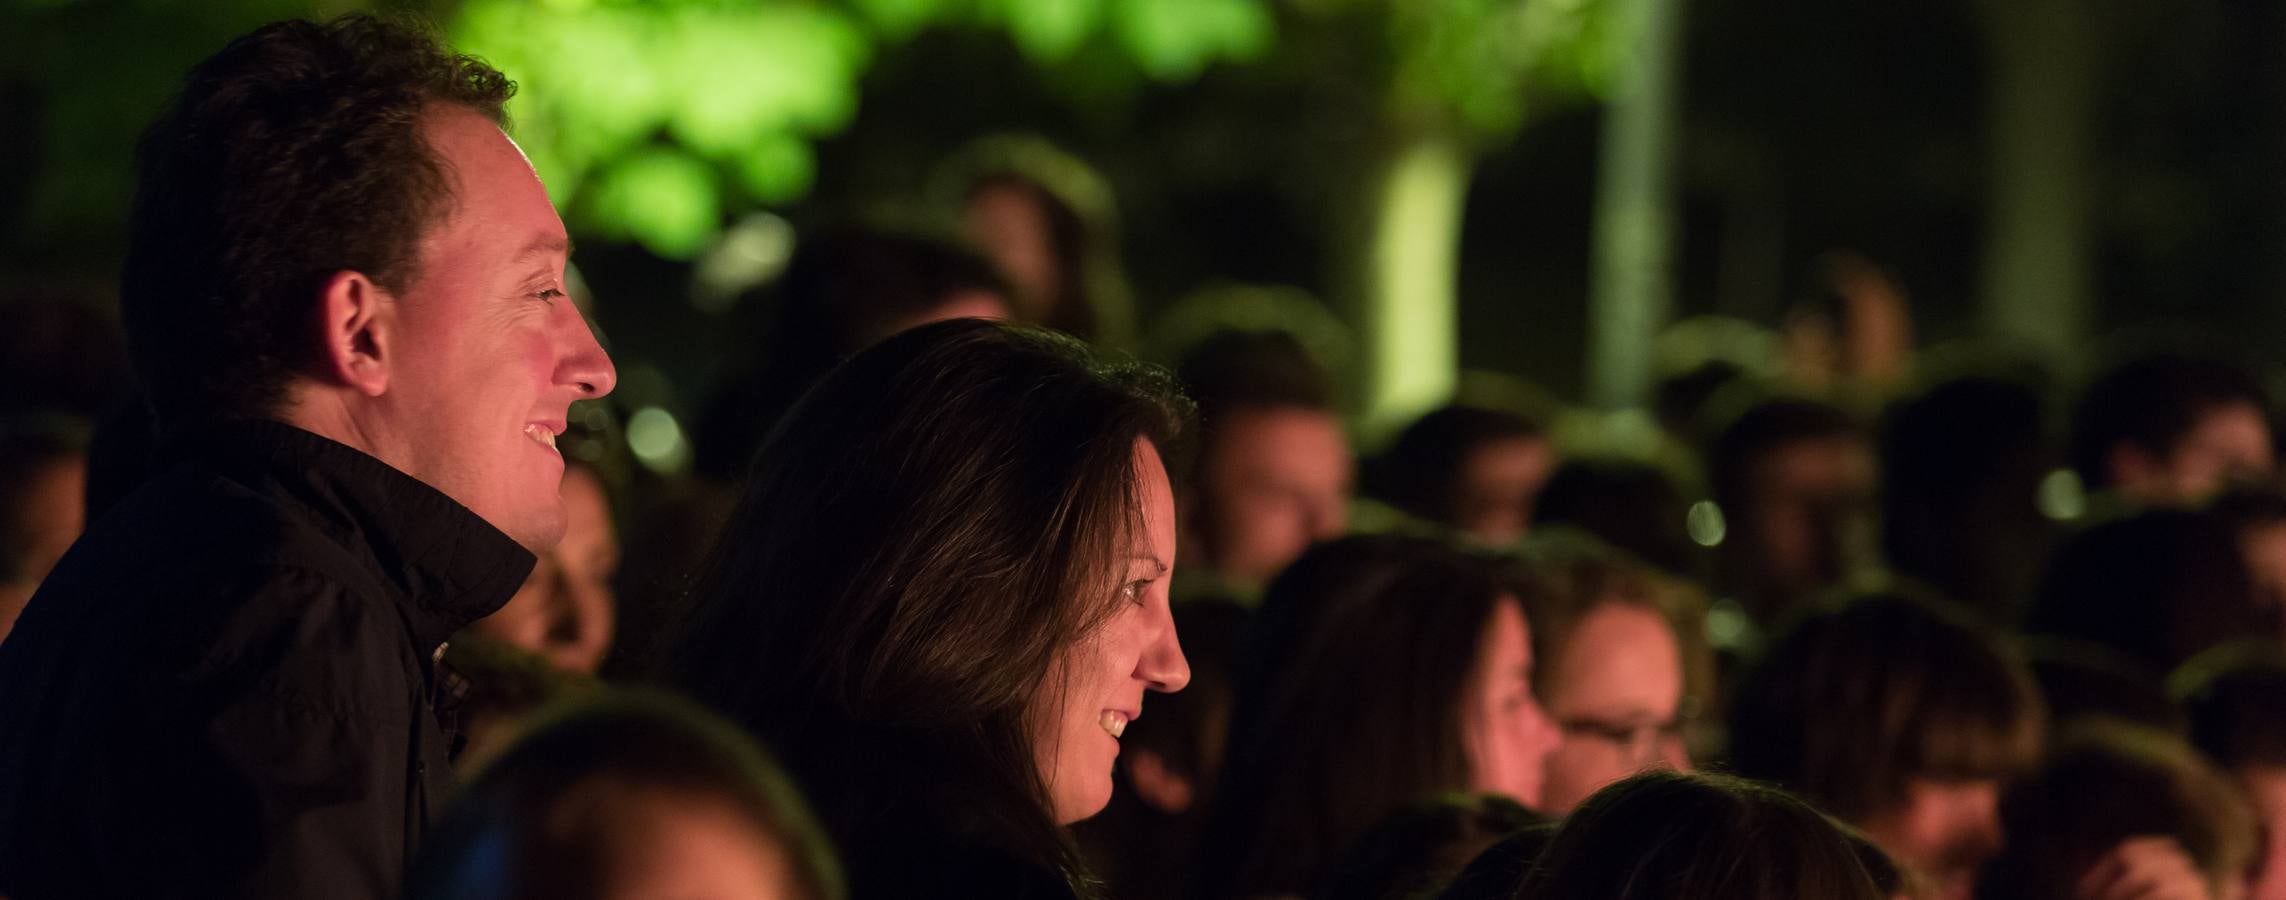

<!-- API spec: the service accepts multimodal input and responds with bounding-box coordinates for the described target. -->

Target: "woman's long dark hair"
[1195,535,1513,898]
[664,319,1188,896]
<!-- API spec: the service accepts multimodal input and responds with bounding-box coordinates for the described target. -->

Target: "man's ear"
[316,270,392,397]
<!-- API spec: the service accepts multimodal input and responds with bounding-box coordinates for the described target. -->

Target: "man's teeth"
[527,426,557,450]
[1099,711,1128,739]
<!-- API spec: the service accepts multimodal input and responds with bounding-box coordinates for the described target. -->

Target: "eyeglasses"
[1555,711,1694,769]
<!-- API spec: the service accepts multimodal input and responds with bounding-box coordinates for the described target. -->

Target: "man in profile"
[1172,329,1352,598]
[0,16,614,898]
[2071,353,2274,509]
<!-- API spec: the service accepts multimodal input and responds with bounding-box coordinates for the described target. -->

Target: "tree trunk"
[1587,0,1688,411]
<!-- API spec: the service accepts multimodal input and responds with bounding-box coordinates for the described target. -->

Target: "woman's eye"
[1119,581,1147,605]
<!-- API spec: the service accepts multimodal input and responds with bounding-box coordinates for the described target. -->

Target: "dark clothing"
[0,421,531,899]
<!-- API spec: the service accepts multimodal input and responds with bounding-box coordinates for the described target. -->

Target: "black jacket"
[0,421,532,899]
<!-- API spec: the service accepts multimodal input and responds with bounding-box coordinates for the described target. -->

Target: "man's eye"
[536,288,565,303]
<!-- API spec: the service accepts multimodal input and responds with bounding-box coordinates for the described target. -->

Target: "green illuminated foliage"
[452,0,868,258]
[447,0,1279,258]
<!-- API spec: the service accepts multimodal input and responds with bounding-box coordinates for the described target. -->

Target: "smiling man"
[0,17,613,899]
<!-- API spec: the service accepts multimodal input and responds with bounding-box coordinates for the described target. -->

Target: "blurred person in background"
[1779,250,1917,403]
[1707,394,1879,626]
[1880,371,2061,622]
[1980,721,2256,900]
[0,16,615,898]
[690,227,1012,483]
[0,287,134,424]
[1726,591,2046,900]
[1366,402,1556,546]
[2070,354,2273,511]
[1194,535,1560,899]
[2209,488,2286,635]
[472,406,624,676]
[1514,538,1711,814]
[2030,507,2274,677]
[1649,316,1777,452]
[0,417,87,643]
[666,321,1191,898]
[2176,643,2286,900]
[449,412,624,767]
[407,691,844,900]
[940,135,1134,348]
[1174,328,1352,599]
[1074,599,1250,900]
[1512,771,1901,900]
[1532,458,1706,582]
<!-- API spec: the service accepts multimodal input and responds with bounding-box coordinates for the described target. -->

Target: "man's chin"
[499,506,567,554]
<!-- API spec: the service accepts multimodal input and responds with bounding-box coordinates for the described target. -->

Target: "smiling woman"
[665,319,1192,899]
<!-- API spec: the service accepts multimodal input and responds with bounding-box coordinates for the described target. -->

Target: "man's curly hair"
[121,15,515,431]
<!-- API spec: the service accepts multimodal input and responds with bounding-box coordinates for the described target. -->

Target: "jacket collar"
[182,420,534,651]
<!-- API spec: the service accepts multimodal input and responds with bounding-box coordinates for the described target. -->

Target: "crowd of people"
[3,13,2286,900]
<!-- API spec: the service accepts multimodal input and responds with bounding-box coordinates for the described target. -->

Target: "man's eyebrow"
[515,235,572,262]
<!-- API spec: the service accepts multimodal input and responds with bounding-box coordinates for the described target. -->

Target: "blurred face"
[590,789,807,900]
[963,184,1058,319]
[0,452,83,642]
[1462,598,1562,808]
[1855,778,2004,900]
[1195,407,1353,587]
[1452,436,1557,544]
[473,466,620,673]
[1538,603,1689,814]
[2241,766,2286,900]
[1035,438,1191,824]
[371,106,616,551]
[2238,523,2286,639]
[1745,436,1875,594]
[2147,403,2275,506]
[862,289,1010,347]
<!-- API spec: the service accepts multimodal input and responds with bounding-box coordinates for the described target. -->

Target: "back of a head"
[407,691,843,900]
[2070,353,2270,494]
[2030,507,2268,671]
[1516,771,1893,900]
[1177,329,1334,429]
[1879,373,2057,617]
[1706,395,1862,513]
[1317,794,1541,900]
[2175,642,2286,771]
[692,228,1010,481]
[1366,404,1544,530]
[1532,460,1701,580]
[1199,535,1508,898]
[1724,591,2045,823]
[1981,721,2258,900]
[121,15,514,434]
[665,319,1188,885]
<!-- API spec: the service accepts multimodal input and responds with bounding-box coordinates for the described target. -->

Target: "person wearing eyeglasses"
[1511,538,1711,815]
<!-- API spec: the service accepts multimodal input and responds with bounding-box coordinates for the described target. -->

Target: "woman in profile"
[666,319,1192,898]
[1194,534,1562,899]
